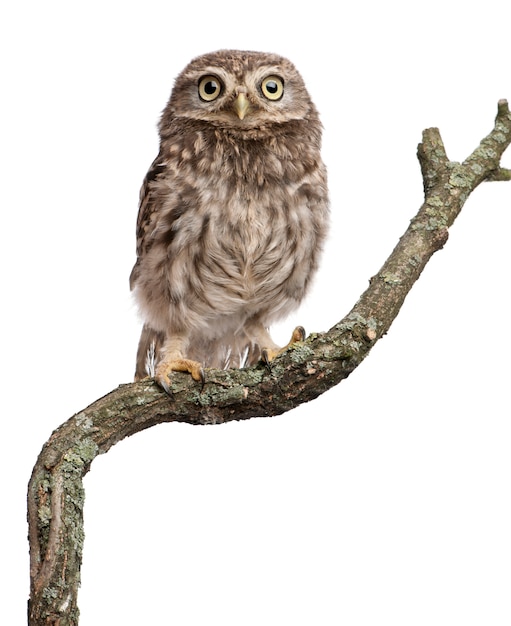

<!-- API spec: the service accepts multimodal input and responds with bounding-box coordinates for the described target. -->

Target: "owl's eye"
[198,75,223,102]
[261,76,284,101]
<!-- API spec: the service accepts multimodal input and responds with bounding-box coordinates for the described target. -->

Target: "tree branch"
[27,100,511,625]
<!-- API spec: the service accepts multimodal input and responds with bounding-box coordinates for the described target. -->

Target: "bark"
[28,100,511,625]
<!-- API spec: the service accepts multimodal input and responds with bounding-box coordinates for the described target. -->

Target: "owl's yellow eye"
[261,76,284,101]
[198,75,223,102]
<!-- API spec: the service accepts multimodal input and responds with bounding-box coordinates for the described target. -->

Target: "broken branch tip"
[497,99,509,117]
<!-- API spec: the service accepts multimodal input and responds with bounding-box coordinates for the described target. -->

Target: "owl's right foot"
[155,358,205,393]
[261,326,306,366]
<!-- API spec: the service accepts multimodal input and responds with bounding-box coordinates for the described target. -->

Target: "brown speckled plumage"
[130,50,329,390]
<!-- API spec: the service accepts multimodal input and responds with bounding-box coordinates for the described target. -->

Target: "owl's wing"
[129,152,168,290]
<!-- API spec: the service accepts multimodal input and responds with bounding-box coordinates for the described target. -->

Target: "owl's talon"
[292,326,306,343]
[261,326,307,368]
[158,376,173,396]
[155,358,205,393]
[261,348,273,370]
[199,367,206,390]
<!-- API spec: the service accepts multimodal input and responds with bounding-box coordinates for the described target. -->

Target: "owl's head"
[160,50,316,133]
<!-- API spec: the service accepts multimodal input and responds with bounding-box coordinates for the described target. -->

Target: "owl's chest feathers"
[149,131,326,323]
[158,180,306,314]
[181,174,300,283]
[167,134,319,267]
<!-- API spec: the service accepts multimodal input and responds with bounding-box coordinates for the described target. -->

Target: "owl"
[130,50,329,391]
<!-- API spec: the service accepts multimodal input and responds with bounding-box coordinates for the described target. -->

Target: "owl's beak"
[233,93,250,120]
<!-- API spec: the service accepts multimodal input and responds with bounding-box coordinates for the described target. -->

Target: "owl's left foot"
[155,358,205,393]
[261,326,306,366]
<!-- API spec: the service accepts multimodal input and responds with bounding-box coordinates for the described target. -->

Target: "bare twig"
[27,100,510,625]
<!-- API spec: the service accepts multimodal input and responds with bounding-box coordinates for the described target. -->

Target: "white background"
[2,1,510,624]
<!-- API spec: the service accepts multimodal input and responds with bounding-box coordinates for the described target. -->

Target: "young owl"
[130,50,329,391]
